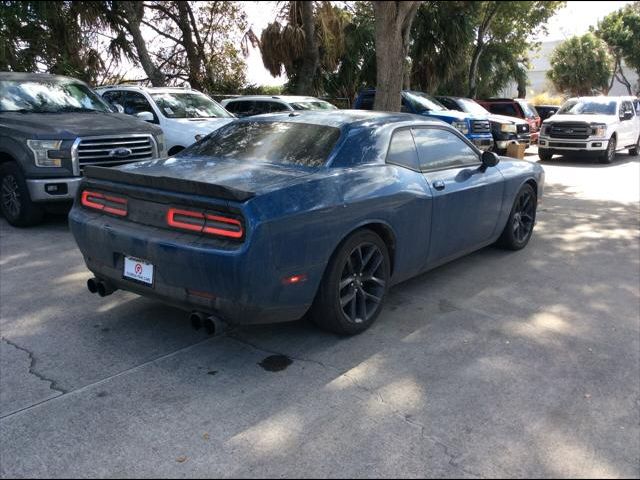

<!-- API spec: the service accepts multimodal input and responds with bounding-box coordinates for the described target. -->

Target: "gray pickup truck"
[0,72,166,226]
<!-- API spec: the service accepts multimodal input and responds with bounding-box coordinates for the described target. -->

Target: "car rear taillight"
[81,190,128,216]
[166,208,243,239]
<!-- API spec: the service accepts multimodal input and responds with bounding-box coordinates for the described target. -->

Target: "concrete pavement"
[1,149,638,478]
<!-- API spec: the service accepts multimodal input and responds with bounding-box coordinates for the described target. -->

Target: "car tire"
[496,184,537,251]
[599,135,616,164]
[310,229,390,335]
[538,148,553,161]
[629,136,639,156]
[0,163,44,227]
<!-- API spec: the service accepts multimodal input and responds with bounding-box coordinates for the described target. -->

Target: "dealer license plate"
[123,256,154,285]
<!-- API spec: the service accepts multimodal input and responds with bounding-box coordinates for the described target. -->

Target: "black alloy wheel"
[512,189,536,244]
[0,163,44,227]
[338,242,386,325]
[310,229,390,335]
[497,183,537,250]
[1,173,21,219]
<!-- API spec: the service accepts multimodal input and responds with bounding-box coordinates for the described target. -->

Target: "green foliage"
[547,33,614,96]
[467,1,564,98]
[0,1,105,83]
[410,1,475,94]
[259,1,349,95]
[596,2,640,94]
[322,1,376,100]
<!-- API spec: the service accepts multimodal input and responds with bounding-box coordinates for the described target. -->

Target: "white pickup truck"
[97,85,234,156]
[538,96,640,163]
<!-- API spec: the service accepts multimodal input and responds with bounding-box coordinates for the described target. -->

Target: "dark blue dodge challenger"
[69,111,544,335]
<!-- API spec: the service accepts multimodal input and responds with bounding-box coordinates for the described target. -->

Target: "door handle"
[432,180,445,191]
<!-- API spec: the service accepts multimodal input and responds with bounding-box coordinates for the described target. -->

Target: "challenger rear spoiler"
[83,166,256,202]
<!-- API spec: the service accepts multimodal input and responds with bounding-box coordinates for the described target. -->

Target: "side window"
[412,128,479,171]
[438,98,459,111]
[386,129,419,170]
[265,101,289,113]
[101,90,122,108]
[225,101,253,116]
[252,101,269,115]
[621,101,634,119]
[122,91,157,122]
[634,99,640,115]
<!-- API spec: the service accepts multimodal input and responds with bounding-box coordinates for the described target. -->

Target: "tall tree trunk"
[176,1,204,90]
[121,2,166,86]
[294,1,319,95]
[517,76,527,98]
[373,1,421,112]
[467,3,499,98]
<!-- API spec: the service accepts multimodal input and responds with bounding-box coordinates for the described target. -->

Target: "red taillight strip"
[166,208,244,239]
[203,214,243,239]
[81,190,127,217]
[166,208,205,232]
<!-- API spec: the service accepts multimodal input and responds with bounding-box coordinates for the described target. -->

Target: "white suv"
[96,85,234,156]
[221,95,337,117]
[539,96,640,163]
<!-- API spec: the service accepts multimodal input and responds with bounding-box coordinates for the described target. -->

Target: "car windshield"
[290,100,337,111]
[515,100,538,118]
[458,98,489,116]
[0,79,111,113]
[151,92,232,119]
[557,99,617,115]
[182,121,341,167]
[404,92,448,112]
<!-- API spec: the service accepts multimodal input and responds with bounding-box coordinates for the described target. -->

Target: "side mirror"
[112,103,124,114]
[622,111,634,121]
[481,151,500,168]
[136,111,155,122]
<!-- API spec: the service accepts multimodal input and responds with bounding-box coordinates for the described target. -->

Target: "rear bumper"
[68,207,321,325]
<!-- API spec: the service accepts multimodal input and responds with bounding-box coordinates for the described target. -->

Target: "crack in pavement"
[227,332,485,478]
[1,337,67,395]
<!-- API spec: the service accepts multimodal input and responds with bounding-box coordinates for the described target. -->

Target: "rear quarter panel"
[250,164,433,295]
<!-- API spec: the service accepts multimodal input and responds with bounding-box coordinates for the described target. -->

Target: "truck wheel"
[0,163,44,227]
[538,148,553,161]
[630,136,639,156]
[599,136,616,164]
[310,229,390,335]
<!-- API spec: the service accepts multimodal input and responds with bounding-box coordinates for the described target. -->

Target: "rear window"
[182,121,341,167]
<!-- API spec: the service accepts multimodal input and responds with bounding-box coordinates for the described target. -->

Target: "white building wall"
[500,40,638,98]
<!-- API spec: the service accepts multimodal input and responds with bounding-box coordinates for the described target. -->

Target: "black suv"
[0,73,165,226]
[436,96,531,155]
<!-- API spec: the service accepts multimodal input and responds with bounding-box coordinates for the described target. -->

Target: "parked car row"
[2,71,637,229]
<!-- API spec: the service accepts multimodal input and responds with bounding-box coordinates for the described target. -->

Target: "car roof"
[223,95,327,103]
[0,72,86,84]
[95,85,201,94]
[232,109,448,130]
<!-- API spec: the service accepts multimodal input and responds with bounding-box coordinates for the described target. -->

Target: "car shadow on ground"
[1,183,638,477]
[537,152,639,168]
